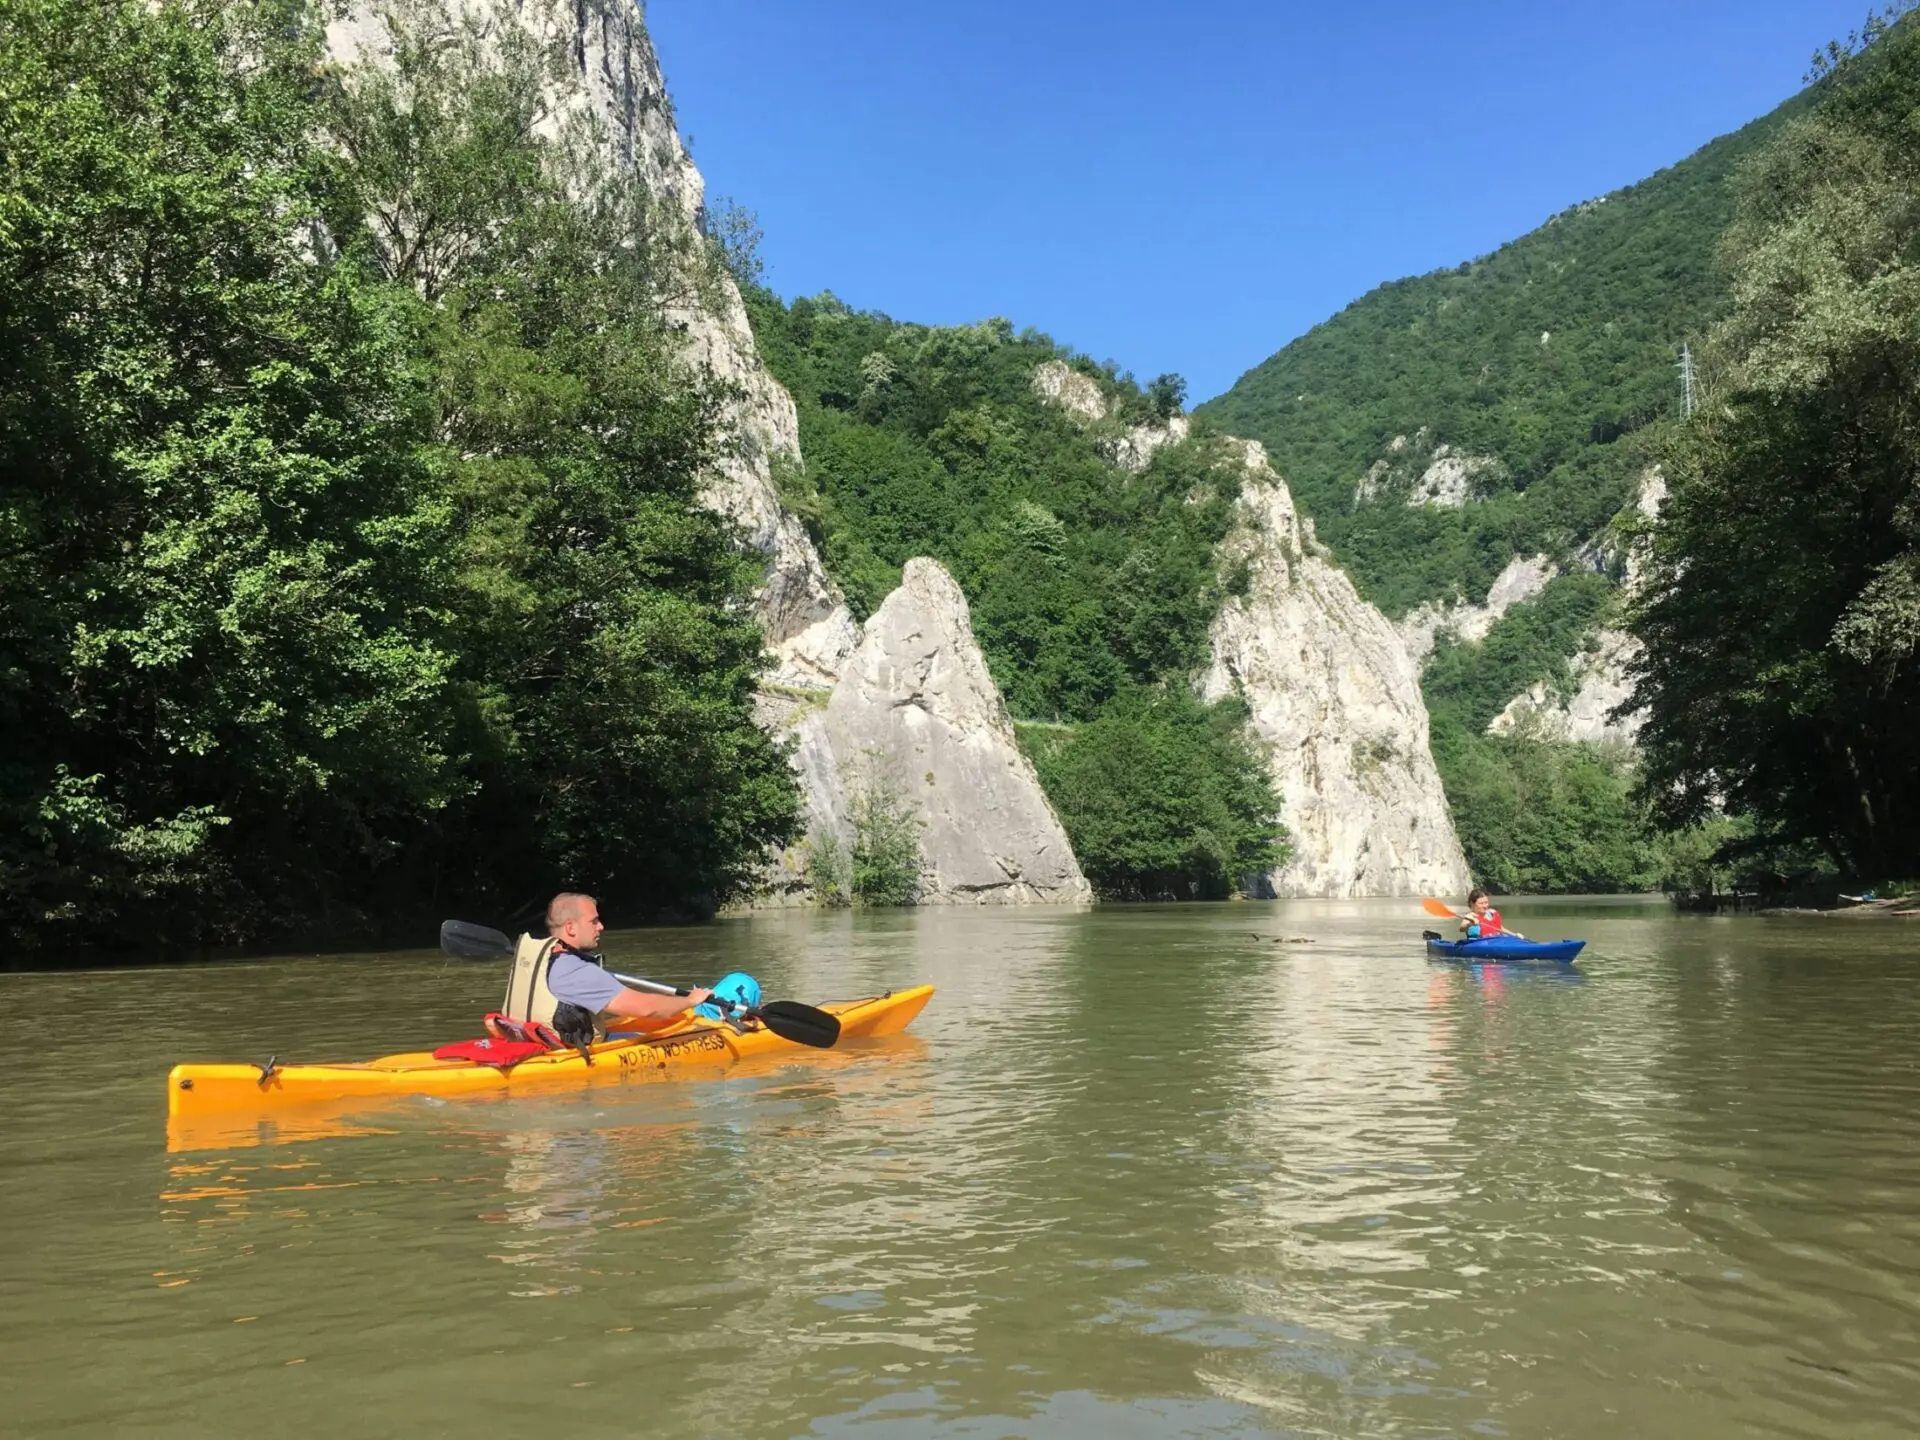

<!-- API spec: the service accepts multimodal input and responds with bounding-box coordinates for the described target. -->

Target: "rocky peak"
[1030,359,1471,897]
[1204,452,1472,898]
[779,560,1091,904]
[1031,360,1109,425]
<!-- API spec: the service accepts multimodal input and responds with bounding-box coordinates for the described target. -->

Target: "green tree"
[0,0,799,946]
[1027,691,1285,900]
[1629,17,1920,878]
[845,759,923,906]
[316,0,799,919]
[0,0,460,942]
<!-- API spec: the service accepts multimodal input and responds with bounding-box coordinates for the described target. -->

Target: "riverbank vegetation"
[1629,12,1920,887]
[743,292,1285,898]
[0,0,797,949]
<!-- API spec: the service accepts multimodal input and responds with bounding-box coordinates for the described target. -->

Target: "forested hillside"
[742,292,1283,898]
[1196,66,1843,895]
[1200,89,1809,618]
[1630,14,1920,889]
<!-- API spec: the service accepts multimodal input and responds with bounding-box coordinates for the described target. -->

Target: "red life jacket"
[1471,907,1505,937]
[483,1011,565,1050]
[433,1037,551,1069]
[431,1012,568,1069]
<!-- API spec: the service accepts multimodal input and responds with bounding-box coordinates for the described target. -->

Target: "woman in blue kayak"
[1458,888,1524,940]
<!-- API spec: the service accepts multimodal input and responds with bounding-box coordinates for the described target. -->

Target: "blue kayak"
[1425,935,1586,963]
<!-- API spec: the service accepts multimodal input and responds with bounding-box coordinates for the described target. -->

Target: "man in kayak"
[1458,888,1521,940]
[545,893,712,1034]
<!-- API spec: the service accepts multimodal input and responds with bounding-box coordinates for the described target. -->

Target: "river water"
[3,899,1917,1438]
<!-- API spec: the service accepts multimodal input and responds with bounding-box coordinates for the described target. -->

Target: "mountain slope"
[1200,86,1813,619]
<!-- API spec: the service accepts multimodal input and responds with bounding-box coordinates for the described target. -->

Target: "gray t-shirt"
[547,950,624,1013]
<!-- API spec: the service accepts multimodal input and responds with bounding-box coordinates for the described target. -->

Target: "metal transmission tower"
[1677,344,1697,419]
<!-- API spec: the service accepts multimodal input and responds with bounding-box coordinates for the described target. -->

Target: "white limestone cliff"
[1028,360,1190,470]
[1352,431,1497,509]
[1028,371,1471,898]
[1485,468,1665,746]
[775,561,1091,905]
[1031,361,1109,426]
[1397,554,1558,663]
[1406,448,1492,508]
[1203,448,1472,898]
[1487,629,1645,745]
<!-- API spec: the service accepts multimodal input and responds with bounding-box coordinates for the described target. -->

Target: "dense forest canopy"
[0,0,797,949]
[742,290,1284,897]
[1629,13,1920,883]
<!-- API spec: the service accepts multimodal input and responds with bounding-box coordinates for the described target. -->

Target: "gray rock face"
[1407,448,1493,508]
[1397,554,1557,663]
[1352,431,1496,509]
[1031,360,1109,425]
[325,0,857,687]
[1485,468,1664,746]
[781,561,1091,905]
[1025,377,1472,899]
[1204,449,1472,898]
[1487,629,1645,746]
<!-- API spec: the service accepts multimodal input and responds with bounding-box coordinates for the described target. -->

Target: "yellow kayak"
[166,985,935,1122]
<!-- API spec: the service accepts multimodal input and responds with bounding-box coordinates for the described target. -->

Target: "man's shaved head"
[546,892,597,932]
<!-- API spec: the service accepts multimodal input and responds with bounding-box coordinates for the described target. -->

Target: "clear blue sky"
[648,1,1868,402]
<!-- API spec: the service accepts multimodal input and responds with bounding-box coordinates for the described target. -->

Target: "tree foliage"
[1630,16,1920,879]
[0,0,796,948]
[748,294,1246,719]
[1024,692,1285,901]
[1417,576,1674,893]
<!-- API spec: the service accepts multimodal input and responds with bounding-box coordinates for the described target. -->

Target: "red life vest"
[433,1037,551,1069]
[1470,907,1505,937]
[431,1012,567,1069]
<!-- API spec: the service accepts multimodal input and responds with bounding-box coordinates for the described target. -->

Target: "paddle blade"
[1421,897,1461,920]
[756,1000,840,1050]
[440,919,515,961]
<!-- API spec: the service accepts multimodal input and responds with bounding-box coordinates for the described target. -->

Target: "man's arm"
[601,984,713,1021]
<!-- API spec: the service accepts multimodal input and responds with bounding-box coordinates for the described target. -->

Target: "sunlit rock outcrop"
[1487,629,1645,745]
[775,561,1091,905]
[1396,554,1558,663]
[1203,446,1473,897]
[1485,468,1666,747]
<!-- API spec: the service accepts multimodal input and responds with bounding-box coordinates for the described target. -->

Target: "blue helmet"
[696,971,763,1019]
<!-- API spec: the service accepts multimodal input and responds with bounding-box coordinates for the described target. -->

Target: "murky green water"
[3,900,1918,1437]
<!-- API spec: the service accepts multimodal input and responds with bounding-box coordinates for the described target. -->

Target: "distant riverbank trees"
[0,0,796,949]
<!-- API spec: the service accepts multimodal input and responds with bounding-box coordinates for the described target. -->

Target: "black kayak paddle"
[437,919,840,1049]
